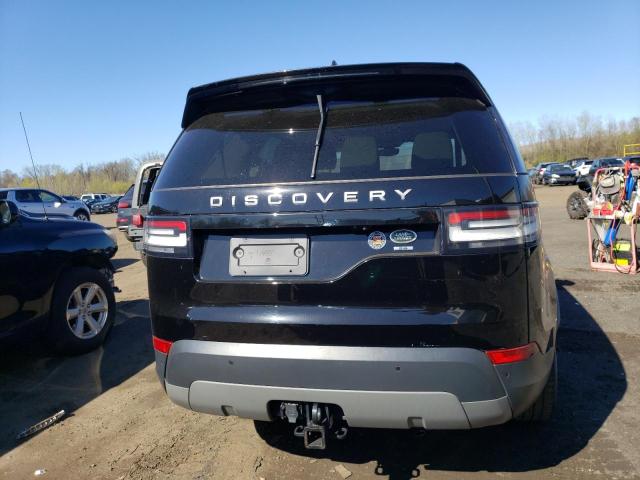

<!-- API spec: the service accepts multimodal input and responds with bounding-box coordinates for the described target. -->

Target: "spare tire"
[566,191,589,219]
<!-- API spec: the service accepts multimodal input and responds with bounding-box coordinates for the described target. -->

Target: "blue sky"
[1,0,639,172]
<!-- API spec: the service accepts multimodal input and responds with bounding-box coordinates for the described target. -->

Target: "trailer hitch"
[280,402,347,450]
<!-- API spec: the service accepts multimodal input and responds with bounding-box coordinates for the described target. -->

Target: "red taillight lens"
[147,220,187,232]
[486,342,539,365]
[132,214,143,227]
[447,209,517,225]
[152,336,173,355]
[446,204,539,247]
[117,200,130,209]
[144,219,188,248]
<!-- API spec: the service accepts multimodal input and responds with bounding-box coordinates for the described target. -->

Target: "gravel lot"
[1,185,639,480]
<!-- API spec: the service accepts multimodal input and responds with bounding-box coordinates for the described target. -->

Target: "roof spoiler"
[181,62,493,128]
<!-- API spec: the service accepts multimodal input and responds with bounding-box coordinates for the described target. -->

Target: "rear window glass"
[15,190,41,202]
[156,97,513,189]
[122,185,134,201]
[549,164,573,172]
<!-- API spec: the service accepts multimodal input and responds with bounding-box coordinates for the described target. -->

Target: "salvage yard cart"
[587,149,640,274]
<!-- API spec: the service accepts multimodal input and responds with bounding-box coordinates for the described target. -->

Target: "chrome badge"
[389,229,417,244]
[367,231,387,250]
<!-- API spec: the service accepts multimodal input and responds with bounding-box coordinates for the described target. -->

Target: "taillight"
[152,335,173,355]
[486,342,539,365]
[117,200,130,209]
[132,214,143,227]
[446,204,539,248]
[144,219,188,248]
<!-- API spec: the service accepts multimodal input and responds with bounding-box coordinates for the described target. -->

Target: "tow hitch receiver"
[279,402,347,450]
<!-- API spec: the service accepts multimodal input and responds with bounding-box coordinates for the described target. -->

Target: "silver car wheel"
[65,282,109,339]
[75,212,89,221]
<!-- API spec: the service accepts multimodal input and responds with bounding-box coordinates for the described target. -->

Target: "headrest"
[412,132,453,161]
[340,136,378,169]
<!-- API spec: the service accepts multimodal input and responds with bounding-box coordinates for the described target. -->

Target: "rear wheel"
[517,355,556,422]
[47,267,115,354]
[566,191,589,219]
[74,210,90,221]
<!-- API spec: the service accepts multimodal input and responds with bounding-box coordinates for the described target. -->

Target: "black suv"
[0,200,117,353]
[146,63,558,449]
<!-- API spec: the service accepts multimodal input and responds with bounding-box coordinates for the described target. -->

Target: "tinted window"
[549,164,573,172]
[0,192,7,200]
[156,97,513,189]
[15,190,41,203]
[122,185,134,201]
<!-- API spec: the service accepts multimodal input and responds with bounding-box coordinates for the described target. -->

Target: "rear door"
[148,93,535,349]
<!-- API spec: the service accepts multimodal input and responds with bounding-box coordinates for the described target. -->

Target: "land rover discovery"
[146,63,558,449]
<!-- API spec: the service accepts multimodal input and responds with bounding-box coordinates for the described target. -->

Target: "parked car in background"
[80,193,110,208]
[541,163,576,185]
[116,184,134,235]
[531,162,554,184]
[0,199,117,353]
[0,188,91,221]
[567,157,588,169]
[574,159,594,177]
[128,161,163,257]
[81,193,110,202]
[91,196,121,214]
[587,157,624,176]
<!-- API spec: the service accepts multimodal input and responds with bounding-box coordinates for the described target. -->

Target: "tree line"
[0,152,164,195]
[509,112,640,167]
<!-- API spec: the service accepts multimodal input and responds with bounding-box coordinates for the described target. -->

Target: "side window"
[0,191,7,200]
[40,191,61,203]
[14,190,41,203]
[139,167,161,206]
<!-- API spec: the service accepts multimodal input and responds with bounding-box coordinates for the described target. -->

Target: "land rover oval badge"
[367,231,387,250]
[390,229,417,244]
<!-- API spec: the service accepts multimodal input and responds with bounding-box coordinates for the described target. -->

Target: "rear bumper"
[548,177,575,184]
[159,340,555,429]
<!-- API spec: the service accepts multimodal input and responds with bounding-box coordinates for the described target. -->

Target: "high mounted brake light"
[144,219,188,248]
[446,204,539,247]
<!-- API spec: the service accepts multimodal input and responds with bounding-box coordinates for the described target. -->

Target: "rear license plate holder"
[229,237,309,276]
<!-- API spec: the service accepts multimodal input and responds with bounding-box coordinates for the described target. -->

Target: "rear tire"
[517,355,556,422]
[566,191,589,219]
[47,267,115,355]
[74,210,90,221]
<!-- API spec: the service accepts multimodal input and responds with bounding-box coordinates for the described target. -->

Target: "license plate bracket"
[229,237,309,276]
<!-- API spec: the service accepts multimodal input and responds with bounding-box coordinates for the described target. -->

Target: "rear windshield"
[122,185,134,201]
[156,97,513,189]
[549,164,573,172]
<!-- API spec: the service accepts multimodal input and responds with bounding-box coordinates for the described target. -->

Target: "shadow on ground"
[0,299,153,456]
[256,283,627,479]
[111,257,139,269]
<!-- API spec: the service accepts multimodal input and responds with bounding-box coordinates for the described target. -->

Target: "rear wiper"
[310,94,327,179]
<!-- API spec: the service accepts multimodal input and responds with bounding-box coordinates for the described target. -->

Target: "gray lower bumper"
[161,341,554,430]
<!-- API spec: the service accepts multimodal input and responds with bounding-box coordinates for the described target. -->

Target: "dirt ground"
[1,185,639,480]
